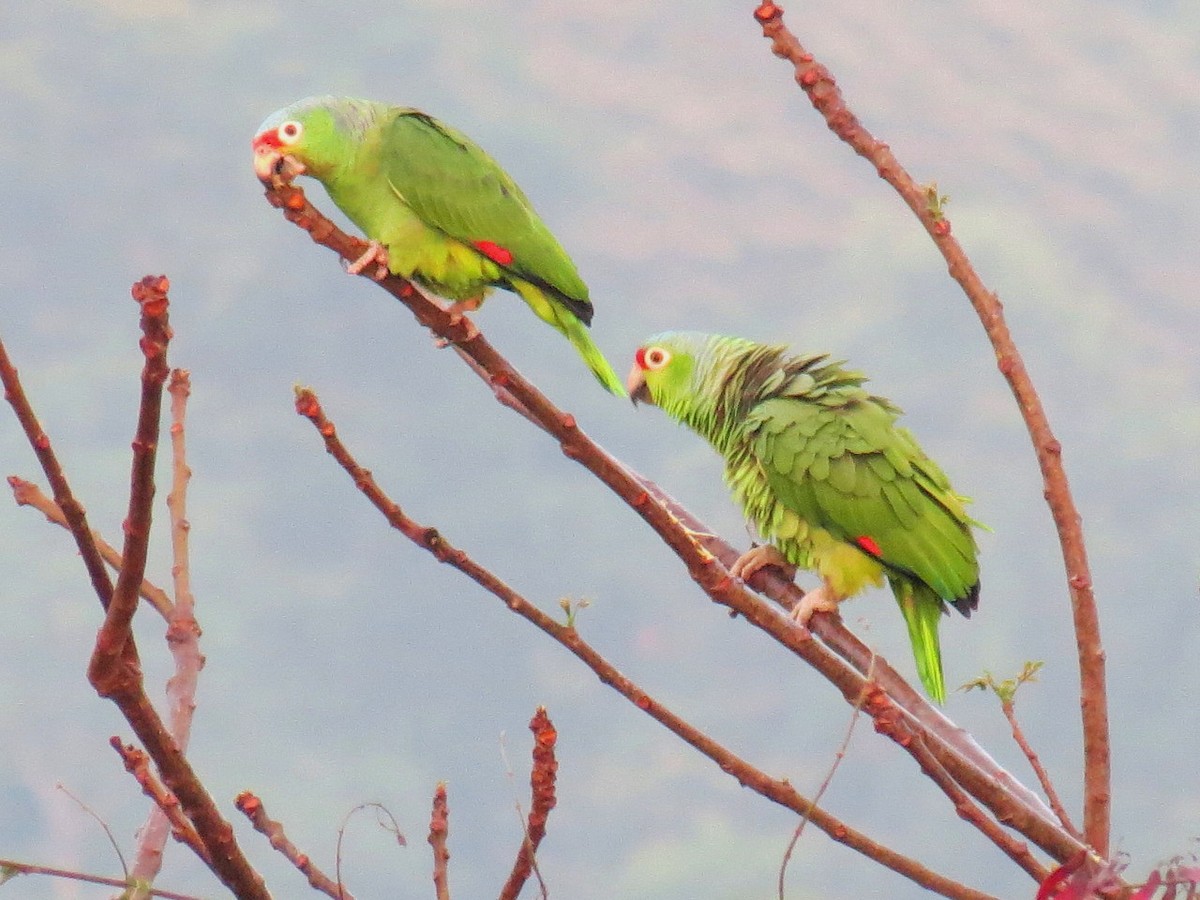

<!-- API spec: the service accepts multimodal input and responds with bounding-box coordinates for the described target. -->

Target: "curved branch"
[751,2,1110,857]
[293,387,995,900]
[264,180,1083,870]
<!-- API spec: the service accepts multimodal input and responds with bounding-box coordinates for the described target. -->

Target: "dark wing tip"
[950,581,981,618]
[563,291,594,326]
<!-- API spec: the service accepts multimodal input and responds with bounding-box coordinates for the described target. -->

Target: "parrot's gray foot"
[789,585,841,626]
[346,241,389,280]
[730,544,798,584]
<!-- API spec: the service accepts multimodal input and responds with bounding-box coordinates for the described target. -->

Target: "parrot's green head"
[252,96,376,184]
[627,331,760,420]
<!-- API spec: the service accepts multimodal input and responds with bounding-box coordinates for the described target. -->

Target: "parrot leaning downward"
[252,95,625,395]
[627,331,981,703]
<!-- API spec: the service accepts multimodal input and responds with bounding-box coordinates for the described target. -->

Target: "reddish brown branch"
[89,276,172,685]
[867,708,1048,884]
[428,783,451,900]
[0,341,114,607]
[1002,698,1080,840]
[498,707,558,900]
[131,368,207,887]
[751,2,1110,855]
[0,858,201,900]
[12,277,270,898]
[268,182,1085,872]
[294,390,994,900]
[236,792,353,900]
[7,477,172,617]
[110,738,209,866]
[779,655,875,898]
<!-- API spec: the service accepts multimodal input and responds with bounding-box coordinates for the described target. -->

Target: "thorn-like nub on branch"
[131,275,170,317]
[754,2,783,23]
[235,791,261,814]
[294,390,322,420]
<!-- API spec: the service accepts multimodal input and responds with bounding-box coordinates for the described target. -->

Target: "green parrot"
[252,95,625,395]
[627,331,980,703]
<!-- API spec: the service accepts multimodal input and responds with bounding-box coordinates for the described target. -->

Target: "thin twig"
[750,1,1110,856]
[54,783,129,882]
[7,477,172,618]
[428,783,451,900]
[294,389,994,900]
[498,707,557,900]
[335,803,405,900]
[779,654,877,900]
[0,339,114,607]
[0,858,201,900]
[1002,699,1080,840]
[131,368,207,890]
[236,791,353,900]
[110,738,210,866]
[886,721,1049,884]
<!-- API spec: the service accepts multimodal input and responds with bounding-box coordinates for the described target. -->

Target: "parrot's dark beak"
[626,364,652,407]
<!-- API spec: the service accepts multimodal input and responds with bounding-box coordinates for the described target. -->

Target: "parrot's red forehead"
[634,347,649,370]
[252,129,282,150]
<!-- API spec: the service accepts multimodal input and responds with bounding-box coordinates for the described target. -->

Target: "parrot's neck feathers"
[299,95,383,141]
[676,338,848,456]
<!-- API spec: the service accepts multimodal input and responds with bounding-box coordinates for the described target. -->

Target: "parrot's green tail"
[892,579,947,704]
[512,280,626,396]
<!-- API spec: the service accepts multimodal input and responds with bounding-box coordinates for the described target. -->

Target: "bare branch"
[10,277,271,899]
[89,275,172,685]
[236,791,353,900]
[110,738,210,866]
[7,477,172,618]
[0,339,114,607]
[428,783,451,900]
[267,181,1087,874]
[750,1,1110,855]
[294,387,995,900]
[0,858,202,900]
[131,368,207,887]
[498,707,557,900]
[779,655,875,899]
[963,667,1080,841]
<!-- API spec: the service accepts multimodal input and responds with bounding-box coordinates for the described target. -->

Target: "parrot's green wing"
[379,109,592,322]
[746,386,978,607]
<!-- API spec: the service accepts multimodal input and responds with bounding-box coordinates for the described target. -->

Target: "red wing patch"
[855,535,882,557]
[473,240,514,266]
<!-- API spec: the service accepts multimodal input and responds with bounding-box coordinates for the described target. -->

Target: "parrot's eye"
[278,121,303,145]
[641,346,671,370]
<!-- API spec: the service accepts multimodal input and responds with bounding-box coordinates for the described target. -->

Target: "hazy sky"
[2,2,1198,897]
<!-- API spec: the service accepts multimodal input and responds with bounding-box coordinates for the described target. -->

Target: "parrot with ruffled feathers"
[252,95,625,395]
[627,331,981,703]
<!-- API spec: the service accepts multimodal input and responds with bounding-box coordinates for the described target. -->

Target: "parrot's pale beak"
[252,136,306,185]
[626,364,652,406]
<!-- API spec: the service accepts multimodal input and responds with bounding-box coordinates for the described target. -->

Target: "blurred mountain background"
[1,1,1197,897]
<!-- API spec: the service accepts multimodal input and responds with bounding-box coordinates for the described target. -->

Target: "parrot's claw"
[447,297,484,316]
[730,544,798,584]
[788,585,841,627]
[346,242,389,280]
[273,154,306,185]
[254,147,307,187]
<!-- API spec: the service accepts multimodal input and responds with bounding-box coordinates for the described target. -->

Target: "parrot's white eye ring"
[278,120,303,145]
[643,347,671,370]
